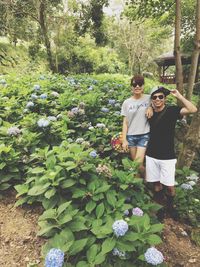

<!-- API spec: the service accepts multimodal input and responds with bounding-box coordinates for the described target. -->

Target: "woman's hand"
[146,106,153,119]
[122,140,129,152]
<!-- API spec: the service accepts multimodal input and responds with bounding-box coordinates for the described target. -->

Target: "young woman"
[121,74,152,177]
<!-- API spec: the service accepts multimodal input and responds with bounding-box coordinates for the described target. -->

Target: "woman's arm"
[122,117,129,151]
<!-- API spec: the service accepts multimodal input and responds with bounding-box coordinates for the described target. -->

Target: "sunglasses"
[132,82,144,87]
[151,95,165,100]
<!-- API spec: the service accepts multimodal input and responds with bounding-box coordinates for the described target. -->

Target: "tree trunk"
[186,0,200,101]
[39,1,55,72]
[177,98,200,168]
[174,0,184,94]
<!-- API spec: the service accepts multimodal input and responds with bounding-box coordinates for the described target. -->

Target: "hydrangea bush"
[1,73,198,266]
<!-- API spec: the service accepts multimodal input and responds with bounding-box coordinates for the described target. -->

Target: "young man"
[146,86,197,218]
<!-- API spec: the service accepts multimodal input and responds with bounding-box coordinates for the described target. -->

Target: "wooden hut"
[155,52,200,84]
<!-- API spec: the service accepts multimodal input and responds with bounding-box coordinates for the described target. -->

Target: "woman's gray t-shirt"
[121,94,150,135]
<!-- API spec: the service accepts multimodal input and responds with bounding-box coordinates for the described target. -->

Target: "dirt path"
[0,191,44,267]
[0,191,200,267]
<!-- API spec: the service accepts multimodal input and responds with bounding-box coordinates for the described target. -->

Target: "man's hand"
[170,89,183,99]
[122,140,129,152]
[146,106,153,119]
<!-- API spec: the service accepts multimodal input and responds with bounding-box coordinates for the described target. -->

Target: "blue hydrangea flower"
[108,99,116,105]
[88,85,93,91]
[39,75,45,80]
[71,107,79,114]
[114,103,121,108]
[112,219,128,237]
[144,247,164,265]
[26,101,34,108]
[124,210,129,216]
[45,248,64,267]
[186,173,199,181]
[101,107,109,113]
[37,118,50,127]
[48,116,57,121]
[51,91,59,97]
[112,248,126,258]
[33,84,41,91]
[40,93,47,99]
[132,207,144,216]
[180,183,193,190]
[31,94,38,100]
[0,79,6,85]
[96,123,106,128]
[89,150,97,158]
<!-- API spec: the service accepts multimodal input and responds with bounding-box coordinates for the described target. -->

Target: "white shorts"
[145,155,177,186]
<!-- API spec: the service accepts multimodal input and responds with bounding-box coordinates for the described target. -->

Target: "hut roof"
[155,51,196,66]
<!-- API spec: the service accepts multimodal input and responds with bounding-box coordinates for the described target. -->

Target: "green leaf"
[95,184,111,194]
[15,184,29,197]
[124,232,140,241]
[101,238,116,254]
[86,200,96,213]
[116,240,136,252]
[57,201,72,216]
[46,154,57,169]
[147,234,162,245]
[37,222,57,236]
[86,244,98,263]
[61,179,76,188]
[45,188,56,199]
[76,261,90,267]
[0,183,11,190]
[106,191,116,207]
[96,203,105,219]
[28,184,50,196]
[29,167,44,174]
[58,214,72,225]
[94,252,106,265]
[149,223,164,233]
[72,188,86,198]
[69,238,88,256]
[39,209,56,221]
[0,162,6,170]
[68,221,88,232]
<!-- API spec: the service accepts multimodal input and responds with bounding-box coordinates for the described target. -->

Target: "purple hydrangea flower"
[180,183,193,190]
[33,84,41,91]
[37,118,50,127]
[144,247,164,265]
[7,126,21,136]
[132,207,144,216]
[112,219,128,237]
[26,101,34,108]
[45,248,64,267]
[101,107,109,113]
[89,150,97,158]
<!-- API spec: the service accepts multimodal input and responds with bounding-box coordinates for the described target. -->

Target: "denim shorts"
[127,133,150,148]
